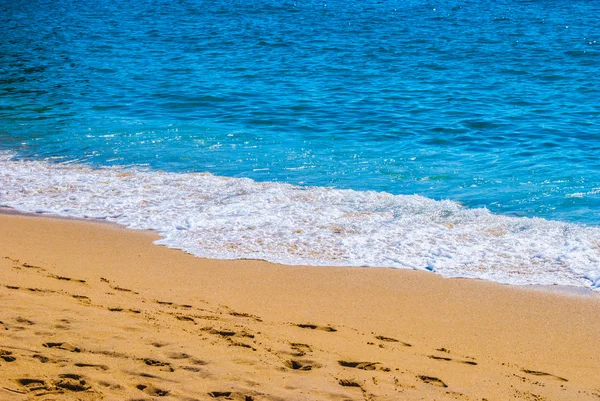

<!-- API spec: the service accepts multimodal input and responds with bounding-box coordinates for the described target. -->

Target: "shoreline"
[1,211,599,400]
[3,152,599,290]
[2,206,598,298]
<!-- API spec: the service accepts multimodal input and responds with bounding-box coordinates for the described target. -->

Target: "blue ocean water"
[1,0,600,288]
[2,0,599,222]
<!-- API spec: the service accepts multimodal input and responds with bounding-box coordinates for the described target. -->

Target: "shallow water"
[1,0,599,288]
[2,152,600,289]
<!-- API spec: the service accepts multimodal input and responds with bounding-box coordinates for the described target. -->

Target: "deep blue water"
[1,0,600,223]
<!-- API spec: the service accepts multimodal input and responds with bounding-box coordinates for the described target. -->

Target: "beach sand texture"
[1,213,599,401]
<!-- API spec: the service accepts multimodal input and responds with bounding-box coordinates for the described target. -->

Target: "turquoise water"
[2,0,600,288]
[2,0,599,223]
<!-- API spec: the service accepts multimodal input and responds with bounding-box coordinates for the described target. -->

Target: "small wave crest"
[1,151,599,289]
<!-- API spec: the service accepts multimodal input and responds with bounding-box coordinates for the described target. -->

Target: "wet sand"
[1,212,599,401]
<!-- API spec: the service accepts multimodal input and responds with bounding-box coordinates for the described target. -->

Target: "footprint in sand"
[209,391,255,401]
[13,375,97,397]
[175,314,196,322]
[0,350,16,362]
[49,274,86,283]
[338,379,363,388]
[167,352,192,360]
[142,358,174,372]
[75,362,109,371]
[98,380,122,390]
[209,329,255,339]
[111,285,136,293]
[375,335,412,347]
[15,376,91,395]
[522,369,568,382]
[181,366,205,373]
[229,311,262,320]
[205,329,257,350]
[156,300,193,308]
[138,372,161,379]
[17,378,49,392]
[296,323,337,332]
[15,317,35,325]
[165,352,208,367]
[429,355,478,366]
[230,341,256,351]
[43,342,81,352]
[137,383,170,397]
[338,360,390,371]
[21,262,43,269]
[418,375,448,388]
[290,342,312,356]
[55,374,90,392]
[72,294,91,302]
[26,287,54,293]
[33,354,50,363]
[285,359,318,371]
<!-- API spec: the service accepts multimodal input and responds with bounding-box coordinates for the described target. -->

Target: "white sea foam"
[1,151,600,290]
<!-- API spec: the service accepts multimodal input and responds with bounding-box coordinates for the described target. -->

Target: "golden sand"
[1,212,599,400]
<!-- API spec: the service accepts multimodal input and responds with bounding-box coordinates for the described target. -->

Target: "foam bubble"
[1,151,599,290]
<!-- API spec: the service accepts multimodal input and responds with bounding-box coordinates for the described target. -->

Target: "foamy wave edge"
[1,151,599,290]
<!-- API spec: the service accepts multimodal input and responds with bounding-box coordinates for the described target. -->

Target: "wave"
[1,151,599,289]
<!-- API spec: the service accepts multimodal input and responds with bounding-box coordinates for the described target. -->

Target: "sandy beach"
[1,211,599,401]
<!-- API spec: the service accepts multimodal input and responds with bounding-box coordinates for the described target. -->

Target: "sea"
[1,0,599,289]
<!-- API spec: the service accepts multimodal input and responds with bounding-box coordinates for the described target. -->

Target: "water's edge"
[2,205,598,300]
[2,153,599,291]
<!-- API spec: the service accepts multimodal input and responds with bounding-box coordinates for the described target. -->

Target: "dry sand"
[0,212,599,401]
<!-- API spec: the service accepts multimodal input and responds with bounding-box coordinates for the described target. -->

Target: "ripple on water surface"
[1,0,599,224]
